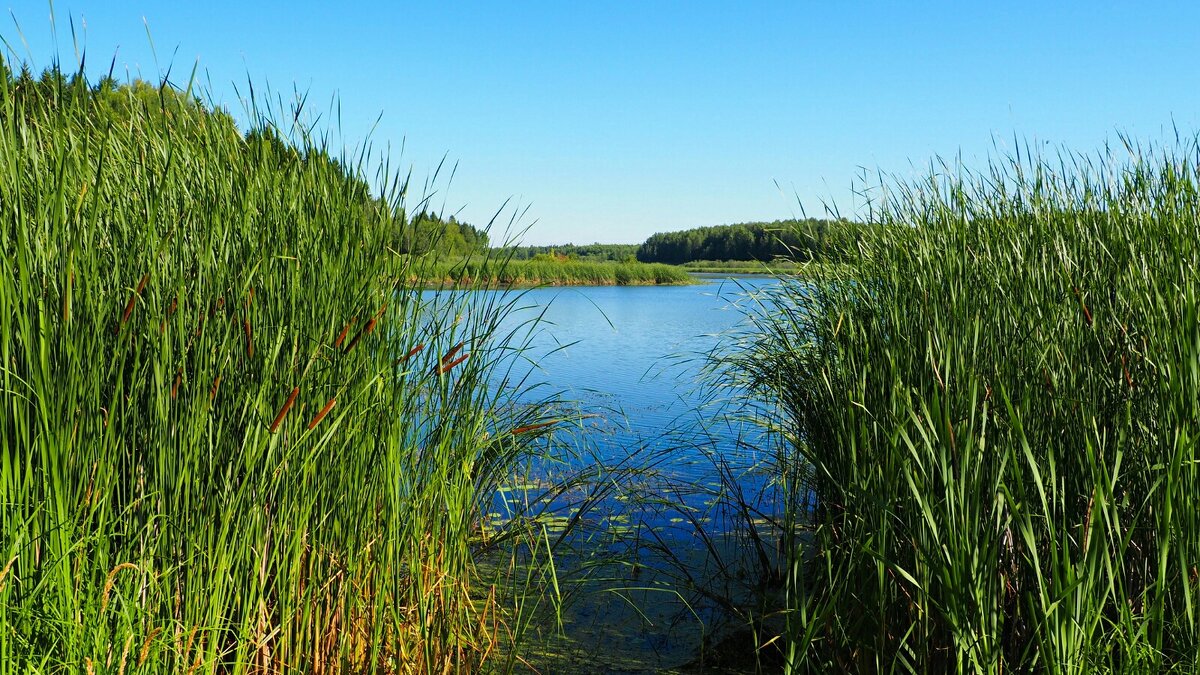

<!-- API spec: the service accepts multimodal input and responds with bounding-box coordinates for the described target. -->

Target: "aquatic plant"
[724,139,1200,673]
[0,57,557,673]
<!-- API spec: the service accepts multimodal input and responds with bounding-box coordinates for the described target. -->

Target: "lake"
[480,275,784,672]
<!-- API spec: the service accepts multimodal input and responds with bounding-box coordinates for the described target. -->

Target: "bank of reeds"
[678,259,803,274]
[0,61,554,672]
[723,140,1200,672]
[416,256,694,287]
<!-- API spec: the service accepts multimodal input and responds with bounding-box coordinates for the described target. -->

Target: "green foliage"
[402,211,490,257]
[507,243,640,262]
[0,60,550,672]
[636,219,866,265]
[721,142,1200,673]
[417,256,694,286]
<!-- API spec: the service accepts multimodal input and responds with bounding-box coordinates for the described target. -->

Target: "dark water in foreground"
[483,275,783,672]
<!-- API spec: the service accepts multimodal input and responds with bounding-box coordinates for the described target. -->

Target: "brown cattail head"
[1072,285,1093,327]
[333,317,357,348]
[435,353,470,375]
[210,375,222,401]
[243,318,254,358]
[343,318,377,354]
[171,370,182,400]
[246,287,254,308]
[307,398,337,430]
[396,343,425,365]
[117,273,151,333]
[440,342,465,365]
[510,420,558,436]
[269,387,300,433]
[372,303,388,321]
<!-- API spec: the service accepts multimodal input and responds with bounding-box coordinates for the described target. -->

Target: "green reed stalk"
[0,56,554,673]
[722,140,1200,673]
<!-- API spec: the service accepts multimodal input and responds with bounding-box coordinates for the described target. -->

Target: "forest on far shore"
[635,218,865,264]
[503,218,865,266]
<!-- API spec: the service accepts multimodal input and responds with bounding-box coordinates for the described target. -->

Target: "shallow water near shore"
[453,275,785,671]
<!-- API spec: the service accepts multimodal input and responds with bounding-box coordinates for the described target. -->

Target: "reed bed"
[722,140,1200,673]
[416,257,694,287]
[0,62,555,673]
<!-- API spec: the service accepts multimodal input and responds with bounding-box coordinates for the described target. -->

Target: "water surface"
[482,275,783,672]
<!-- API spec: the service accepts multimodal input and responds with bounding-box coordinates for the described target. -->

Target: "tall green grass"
[0,61,555,672]
[724,141,1200,672]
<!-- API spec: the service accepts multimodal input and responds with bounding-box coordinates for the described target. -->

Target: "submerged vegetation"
[724,142,1200,672]
[0,61,564,672]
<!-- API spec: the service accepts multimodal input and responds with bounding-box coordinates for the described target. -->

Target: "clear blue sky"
[5,2,1199,245]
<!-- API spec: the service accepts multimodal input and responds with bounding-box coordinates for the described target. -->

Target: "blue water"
[475,275,783,672]
[497,275,775,472]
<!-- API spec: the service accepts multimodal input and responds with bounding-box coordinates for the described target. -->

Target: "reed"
[0,55,555,673]
[721,139,1200,673]
[417,256,695,286]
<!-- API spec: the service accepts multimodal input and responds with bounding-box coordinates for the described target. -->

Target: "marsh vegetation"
[4,48,1200,675]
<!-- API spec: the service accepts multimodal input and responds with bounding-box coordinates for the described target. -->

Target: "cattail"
[1122,355,1134,389]
[372,303,388,320]
[343,318,377,354]
[1072,286,1093,327]
[333,317,357,348]
[168,295,178,316]
[246,287,254,308]
[307,398,337,430]
[440,342,465,365]
[117,273,150,333]
[269,387,300,433]
[243,318,254,358]
[510,420,558,435]
[396,343,425,365]
[435,353,469,375]
[209,375,222,401]
[171,370,182,399]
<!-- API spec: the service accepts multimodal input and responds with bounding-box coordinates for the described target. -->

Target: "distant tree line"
[400,212,489,257]
[635,218,866,264]
[506,243,639,262]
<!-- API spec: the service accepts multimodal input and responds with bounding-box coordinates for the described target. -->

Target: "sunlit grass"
[0,59,561,673]
[416,256,695,287]
[723,140,1200,673]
